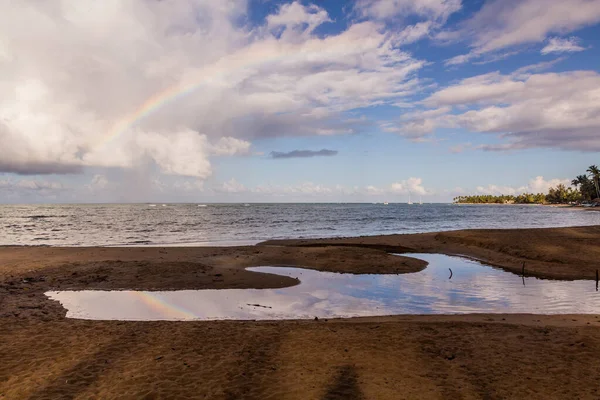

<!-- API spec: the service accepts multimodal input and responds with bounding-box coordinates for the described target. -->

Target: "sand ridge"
[262,225,600,280]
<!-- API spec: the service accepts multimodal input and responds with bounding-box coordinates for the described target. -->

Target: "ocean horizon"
[2,203,599,247]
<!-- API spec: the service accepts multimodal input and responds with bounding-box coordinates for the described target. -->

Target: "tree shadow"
[322,365,365,400]
[27,330,148,400]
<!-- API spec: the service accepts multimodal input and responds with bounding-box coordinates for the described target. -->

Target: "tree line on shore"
[454,165,600,205]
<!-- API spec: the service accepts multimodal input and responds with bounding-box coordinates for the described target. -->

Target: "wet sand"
[0,246,425,320]
[2,225,600,399]
[264,225,600,280]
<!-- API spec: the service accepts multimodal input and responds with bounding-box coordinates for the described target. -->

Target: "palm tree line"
[454,165,600,204]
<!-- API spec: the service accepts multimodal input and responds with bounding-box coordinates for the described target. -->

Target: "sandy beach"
[2,225,600,399]
[3,0,600,397]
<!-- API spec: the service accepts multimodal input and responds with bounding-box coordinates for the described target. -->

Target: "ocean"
[2,203,599,247]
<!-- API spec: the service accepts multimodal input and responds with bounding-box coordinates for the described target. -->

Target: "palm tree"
[587,165,600,199]
[571,175,597,200]
[572,175,588,188]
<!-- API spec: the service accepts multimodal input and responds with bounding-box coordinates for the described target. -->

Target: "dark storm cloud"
[270,149,338,159]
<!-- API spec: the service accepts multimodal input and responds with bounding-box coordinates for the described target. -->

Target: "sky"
[1,0,600,203]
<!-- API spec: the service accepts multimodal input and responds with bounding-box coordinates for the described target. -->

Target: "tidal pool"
[45,253,600,321]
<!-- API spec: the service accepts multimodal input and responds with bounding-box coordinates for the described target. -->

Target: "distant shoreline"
[454,202,542,206]
[455,202,600,211]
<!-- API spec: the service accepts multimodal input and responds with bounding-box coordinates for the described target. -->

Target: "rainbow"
[100,84,192,147]
[97,43,295,149]
[134,291,198,320]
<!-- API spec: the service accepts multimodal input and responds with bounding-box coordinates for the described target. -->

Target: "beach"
[3,0,600,397]
[2,225,600,398]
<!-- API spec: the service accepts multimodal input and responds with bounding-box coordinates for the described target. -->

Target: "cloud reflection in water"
[46,254,600,320]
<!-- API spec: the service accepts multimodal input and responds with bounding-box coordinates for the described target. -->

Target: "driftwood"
[448,268,453,280]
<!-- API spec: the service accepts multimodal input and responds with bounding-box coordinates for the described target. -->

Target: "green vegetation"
[453,193,552,205]
[586,165,600,199]
[454,165,600,205]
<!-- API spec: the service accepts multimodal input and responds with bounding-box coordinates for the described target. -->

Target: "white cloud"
[383,106,451,137]
[445,53,474,66]
[393,21,433,45]
[355,0,461,21]
[0,178,65,194]
[527,176,572,193]
[14,180,64,191]
[512,57,566,76]
[209,137,252,156]
[471,50,523,66]
[242,182,341,196]
[209,178,431,198]
[390,177,428,195]
[425,72,526,106]
[365,185,385,195]
[354,0,461,48]
[441,0,600,65]
[173,179,205,192]
[0,0,423,179]
[267,2,331,36]
[0,175,434,201]
[87,175,109,192]
[281,182,335,195]
[394,70,600,151]
[476,176,571,195]
[476,184,524,196]
[218,178,247,193]
[541,37,586,54]
[82,130,213,178]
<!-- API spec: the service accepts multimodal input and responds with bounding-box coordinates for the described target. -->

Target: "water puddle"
[45,253,600,320]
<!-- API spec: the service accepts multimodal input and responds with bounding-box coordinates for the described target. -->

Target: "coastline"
[455,202,600,211]
[453,202,543,205]
[2,225,600,398]
[2,225,600,320]
[262,225,600,280]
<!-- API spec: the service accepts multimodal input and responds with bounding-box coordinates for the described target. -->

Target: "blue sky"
[1,0,600,203]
